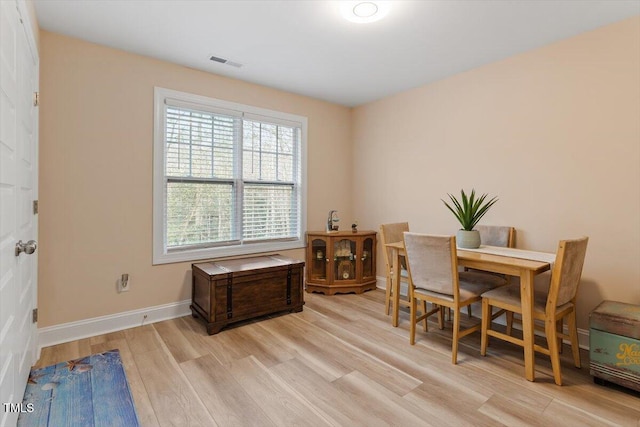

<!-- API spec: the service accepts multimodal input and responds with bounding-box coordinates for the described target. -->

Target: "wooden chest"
[191,255,305,335]
[589,300,640,392]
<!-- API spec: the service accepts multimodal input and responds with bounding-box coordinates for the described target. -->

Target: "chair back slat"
[404,233,458,297]
[547,237,589,309]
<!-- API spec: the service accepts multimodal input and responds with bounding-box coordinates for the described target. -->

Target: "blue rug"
[18,349,140,427]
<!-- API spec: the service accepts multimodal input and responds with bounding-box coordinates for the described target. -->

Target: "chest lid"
[590,300,640,340]
[193,254,304,278]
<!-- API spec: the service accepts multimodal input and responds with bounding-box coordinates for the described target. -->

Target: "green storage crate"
[589,300,640,392]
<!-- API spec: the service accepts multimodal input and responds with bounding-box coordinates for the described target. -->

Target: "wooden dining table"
[385,241,555,382]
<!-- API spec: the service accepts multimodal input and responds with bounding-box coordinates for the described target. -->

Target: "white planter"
[456,229,481,249]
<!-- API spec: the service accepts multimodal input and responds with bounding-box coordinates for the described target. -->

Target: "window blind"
[163,103,301,251]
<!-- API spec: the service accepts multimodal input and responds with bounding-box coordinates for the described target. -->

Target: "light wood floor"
[36,289,639,427]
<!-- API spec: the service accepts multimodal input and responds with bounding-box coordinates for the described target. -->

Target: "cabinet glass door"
[310,238,328,281]
[334,238,356,281]
[362,237,375,280]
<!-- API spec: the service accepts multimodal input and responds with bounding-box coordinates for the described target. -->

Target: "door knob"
[15,240,37,256]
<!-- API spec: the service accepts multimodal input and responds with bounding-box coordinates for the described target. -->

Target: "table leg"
[520,270,536,381]
[392,249,400,327]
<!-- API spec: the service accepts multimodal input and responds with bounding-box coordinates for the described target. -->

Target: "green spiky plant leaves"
[442,189,498,231]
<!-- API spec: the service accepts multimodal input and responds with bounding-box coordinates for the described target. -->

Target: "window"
[153,88,307,264]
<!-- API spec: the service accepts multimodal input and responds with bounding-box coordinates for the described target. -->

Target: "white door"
[0,0,39,425]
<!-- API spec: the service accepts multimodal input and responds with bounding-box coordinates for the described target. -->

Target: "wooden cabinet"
[305,230,376,295]
[191,255,305,334]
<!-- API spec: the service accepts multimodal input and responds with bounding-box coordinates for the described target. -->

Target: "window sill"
[152,239,305,265]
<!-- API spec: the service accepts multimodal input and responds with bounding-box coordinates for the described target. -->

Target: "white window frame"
[153,87,307,264]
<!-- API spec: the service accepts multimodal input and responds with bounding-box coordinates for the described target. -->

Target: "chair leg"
[467,305,472,318]
[452,306,460,365]
[506,311,514,336]
[567,310,581,368]
[557,318,564,354]
[481,299,490,356]
[421,300,428,332]
[410,294,416,345]
[438,306,445,330]
[384,274,392,315]
[545,317,563,386]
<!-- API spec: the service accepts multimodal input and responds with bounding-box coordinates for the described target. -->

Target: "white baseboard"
[37,280,592,353]
[38,300,192,352]
[374,275,590,350]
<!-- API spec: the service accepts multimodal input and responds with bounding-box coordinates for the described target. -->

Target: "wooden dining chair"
[477,225,515,248]
[480,237,589,385]
[380,222,411,315]
[403,233,506,364]
[461,225,515,318]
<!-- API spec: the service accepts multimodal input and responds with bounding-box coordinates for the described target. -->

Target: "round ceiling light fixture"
[340,1,391,24]
[353,2,378,17]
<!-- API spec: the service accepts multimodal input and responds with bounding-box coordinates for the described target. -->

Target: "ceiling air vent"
[209,55,242,68]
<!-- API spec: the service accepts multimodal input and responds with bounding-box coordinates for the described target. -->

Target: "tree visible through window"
[153,88,306,264]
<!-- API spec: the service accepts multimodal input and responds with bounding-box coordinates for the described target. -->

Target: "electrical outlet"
[118,273,130,292]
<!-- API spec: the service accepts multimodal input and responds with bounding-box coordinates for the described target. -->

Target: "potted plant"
[442,189,498,249]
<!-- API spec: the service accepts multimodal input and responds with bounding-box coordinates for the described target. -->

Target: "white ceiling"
[33,0,640,107]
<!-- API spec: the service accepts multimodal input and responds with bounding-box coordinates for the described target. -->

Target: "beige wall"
[38,31,353,327]
[352,16,640,329]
